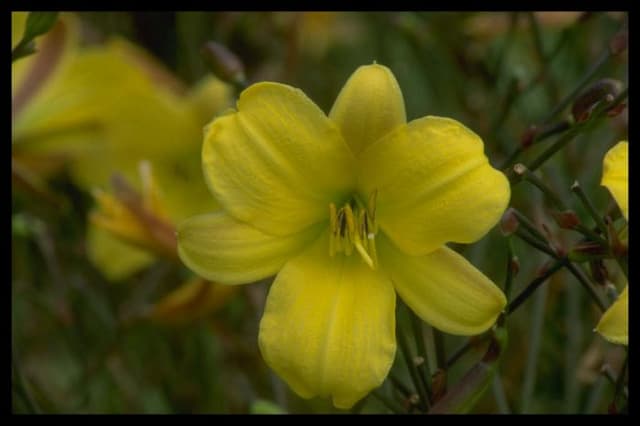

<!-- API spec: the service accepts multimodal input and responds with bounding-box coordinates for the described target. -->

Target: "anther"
[328,192,379,269]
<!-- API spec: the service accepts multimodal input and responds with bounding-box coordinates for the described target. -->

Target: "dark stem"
[514,228,557,258]
[506,259,564,315]
[512,227,607,312]
[500,121,571,170]
[511,208,549,244]
[445,334,491,369]
[396,323,430,410]
[571,181,609,237]
[409,311,432,399]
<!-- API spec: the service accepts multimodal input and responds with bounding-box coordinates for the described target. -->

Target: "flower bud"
[431,368,447,403]
[571,78,623,123]
[510,256,520,276]
[520,125,538,148]
[609,28,628,56]
[500,208,519,236]
[568,240,607,263]
[201,41,246,87]
[551,209,581,230]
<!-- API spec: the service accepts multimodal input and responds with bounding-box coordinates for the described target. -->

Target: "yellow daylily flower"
[596,141,628,345]
[149,277,237,325]
[13,13,231,279]
[177,63,510,408]
[13,12,238,323]
[89,161,176,259]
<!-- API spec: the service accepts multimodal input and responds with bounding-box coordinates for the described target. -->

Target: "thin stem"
[514,225,607,312]
[515,164,566,210]
[563,262,606,312]
[519,283,548,413]
[396,324,430,410]
[571,181,609,237]
[500,120,571,170]
[574,225,609,248]
[409,312,432,399]
[511,208,549,244]
[389,373,412,398]
[514,167,609,247]
[445,334,491,369]
[526,88,628,174]
[492,375,511,414]
[506,259,564,315]
[514,228,557,259]
[371,389,405,414]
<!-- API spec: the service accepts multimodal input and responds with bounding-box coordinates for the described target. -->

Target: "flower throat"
[329,191,378,269]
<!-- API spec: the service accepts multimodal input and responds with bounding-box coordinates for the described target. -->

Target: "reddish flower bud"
[609,29,628,56]
[551,209,581,230]
[500,208,519,236]
[572,79,623,123]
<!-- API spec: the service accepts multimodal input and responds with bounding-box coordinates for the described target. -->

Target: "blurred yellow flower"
[150,276,237,325]
[178,63,510,408]
[12,12,232,280]
[595,141,628,346]
[12,12,237,324]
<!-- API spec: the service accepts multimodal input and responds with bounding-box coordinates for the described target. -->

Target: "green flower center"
[328,191,378,269]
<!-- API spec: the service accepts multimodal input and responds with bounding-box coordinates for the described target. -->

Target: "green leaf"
[12,12,59,63]
[24,12,59,40]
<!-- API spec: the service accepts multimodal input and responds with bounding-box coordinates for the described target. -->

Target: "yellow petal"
[259,232,396,409]
[596,286,628,345]
[14,37,202,191]
[601,141,628,220]
[150,277,237,325]
[177,212,322,285]
[358,116,510,256]
[202,82,356,237]
[12,13,79,116]
[378,235,506,335]
[329,64,406,155]
[86,225,154,281]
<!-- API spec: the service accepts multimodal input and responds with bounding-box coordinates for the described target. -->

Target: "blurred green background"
[12,11,628,413]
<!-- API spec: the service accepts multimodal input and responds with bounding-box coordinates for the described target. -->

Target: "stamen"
[328,192,379,269]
